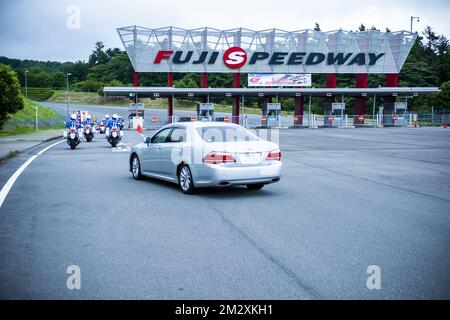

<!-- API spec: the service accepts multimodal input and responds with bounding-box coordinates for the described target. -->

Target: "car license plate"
[239,152,261,164]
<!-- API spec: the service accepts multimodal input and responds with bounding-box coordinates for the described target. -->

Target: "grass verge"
[0,99,64,136]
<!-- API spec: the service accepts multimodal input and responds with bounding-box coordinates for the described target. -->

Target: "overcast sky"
[0,0,449,62]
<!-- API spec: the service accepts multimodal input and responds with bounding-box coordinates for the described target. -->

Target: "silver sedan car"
[129,122,282,194]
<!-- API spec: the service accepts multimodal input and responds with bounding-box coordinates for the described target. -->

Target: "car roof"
[164,121,240,129]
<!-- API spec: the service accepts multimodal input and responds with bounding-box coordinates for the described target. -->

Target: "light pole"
[410,16,420,33]
[24,70,28,99]
[66,73,72,117]
[35,103,38,131]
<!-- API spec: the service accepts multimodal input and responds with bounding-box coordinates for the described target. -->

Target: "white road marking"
[0,140,64,210]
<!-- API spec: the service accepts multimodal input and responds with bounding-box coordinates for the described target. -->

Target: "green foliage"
[0,64,25,128]
[436,81,450,108]
[73,79,104,92]
[20,87,54,101]
[87,53,133,83]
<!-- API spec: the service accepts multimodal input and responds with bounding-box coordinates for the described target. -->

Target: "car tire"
[131,154,143,180]
[178,164,196,194]
[246,184,264,190]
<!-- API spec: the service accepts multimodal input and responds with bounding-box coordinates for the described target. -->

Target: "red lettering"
[154,50,174,64]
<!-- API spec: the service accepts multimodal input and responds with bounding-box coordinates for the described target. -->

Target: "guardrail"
[126,112,450,131]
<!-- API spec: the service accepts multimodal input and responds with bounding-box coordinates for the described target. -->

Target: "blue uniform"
[83,119,92,126]
[66,119,81,129]
[107,119,120,128]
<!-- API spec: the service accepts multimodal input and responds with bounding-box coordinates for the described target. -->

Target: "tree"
[436,35,449,55]
[436,80,450,108]
[88,41,110,65]
[422,26,439,53]
[314,23,321,31]
[0,64,25,128]
[52,71,66,88]
[358,24,366,32]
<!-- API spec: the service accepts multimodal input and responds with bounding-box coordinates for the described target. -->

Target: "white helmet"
[105,114,109,118]
[87,115,92,119]
[71,114,77,120]
[112,114,118,119]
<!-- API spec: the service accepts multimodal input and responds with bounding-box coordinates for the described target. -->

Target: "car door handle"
[156,145,162,150]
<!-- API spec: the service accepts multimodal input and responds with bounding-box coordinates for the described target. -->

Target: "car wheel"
[246,184,264,190]
[131,155,143,180]
[179,164,196,194]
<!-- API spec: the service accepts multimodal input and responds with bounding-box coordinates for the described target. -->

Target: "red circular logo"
[223,47,247,69]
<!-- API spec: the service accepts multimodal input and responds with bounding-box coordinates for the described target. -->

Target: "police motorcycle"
[105,114,124,148]
[63,114,82,150]
[98,114,109,134]
[82,115,95,142]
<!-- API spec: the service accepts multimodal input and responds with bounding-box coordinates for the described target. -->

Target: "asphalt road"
[0,124,449,299]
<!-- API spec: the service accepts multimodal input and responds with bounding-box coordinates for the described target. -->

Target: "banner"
[248,74,311,87]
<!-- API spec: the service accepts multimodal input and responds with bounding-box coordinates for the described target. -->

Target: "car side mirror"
[145,137,152,145]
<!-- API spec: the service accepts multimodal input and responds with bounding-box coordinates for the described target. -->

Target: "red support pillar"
[232,73,240,124]
[134,72,139,87]
[326,73,337,89]
[354,73,368,125]
[385,73,399,87]
[294,96,304,126]
[324,73,337,125]
[383,73,399,126]
[168,72,173,122]
[201,72,208,103]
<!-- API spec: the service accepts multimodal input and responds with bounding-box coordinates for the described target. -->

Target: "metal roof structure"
[104,86,440,98]
[117,26,417,74]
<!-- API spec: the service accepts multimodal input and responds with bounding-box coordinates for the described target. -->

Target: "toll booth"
[324,103,345,126]
[128,103,145,129]
[394,102,407,126]
[197,103,214,121]
[261,103,281,127]
[383,101,407,127]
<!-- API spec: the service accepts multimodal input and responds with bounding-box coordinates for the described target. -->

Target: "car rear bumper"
[191,161,282,187]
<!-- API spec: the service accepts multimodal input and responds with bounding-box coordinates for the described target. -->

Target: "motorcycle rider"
[102,114,110,125]
[83,114,93,127]
[66,113,82,129]
[117,116,125,130]
[107,114,120,129]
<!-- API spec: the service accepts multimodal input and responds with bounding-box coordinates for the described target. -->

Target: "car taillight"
[266,150,281,161]
[203,152,236,164]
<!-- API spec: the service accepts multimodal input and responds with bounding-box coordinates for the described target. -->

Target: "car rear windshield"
[196,126,259,142]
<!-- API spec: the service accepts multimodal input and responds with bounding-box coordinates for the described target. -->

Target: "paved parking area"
[0,127,449,299]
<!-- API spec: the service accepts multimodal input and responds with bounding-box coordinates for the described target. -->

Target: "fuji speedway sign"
[154,47,386,69]
[119,26,418,74]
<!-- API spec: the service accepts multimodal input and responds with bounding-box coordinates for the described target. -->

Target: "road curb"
[0,135,62,163]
